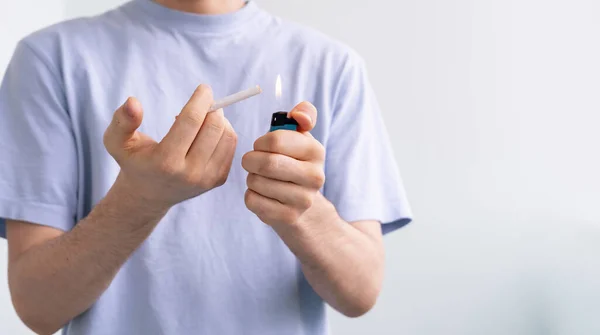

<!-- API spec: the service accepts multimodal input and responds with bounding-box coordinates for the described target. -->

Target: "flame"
[275,74,282,99]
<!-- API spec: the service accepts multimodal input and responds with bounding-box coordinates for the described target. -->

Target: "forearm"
[272,193,385,317]
[9,180,167,334]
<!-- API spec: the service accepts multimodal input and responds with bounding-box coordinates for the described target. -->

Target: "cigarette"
[209,85,262,112]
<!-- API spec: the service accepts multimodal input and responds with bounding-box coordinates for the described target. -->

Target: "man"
[0,0,412,334]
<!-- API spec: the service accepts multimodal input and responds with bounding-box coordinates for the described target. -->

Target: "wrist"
[274,193,340,235]
[105,173,171,221]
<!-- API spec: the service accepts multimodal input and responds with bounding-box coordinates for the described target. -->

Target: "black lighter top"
[269,111,298,132]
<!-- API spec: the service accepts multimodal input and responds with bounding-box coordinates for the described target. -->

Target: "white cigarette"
[209,85,262,112]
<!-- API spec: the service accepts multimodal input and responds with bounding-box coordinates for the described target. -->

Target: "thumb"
[287,101,318,133]
[103,97,144,159]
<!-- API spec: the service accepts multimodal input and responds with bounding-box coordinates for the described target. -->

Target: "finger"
[103,97,146,158]
[159,84,213,157]
[204,117,238,178]
[246,173,313,208]
[187,108,226,164]
[244,189,294,225]
[253,130,324,162]
[241,152,325,189]
[287,101,317,132]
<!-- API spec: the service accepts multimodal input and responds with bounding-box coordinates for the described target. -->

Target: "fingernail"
[124,98,136,118]
[299,103,316,115]
[298,102,317,113]
[306,114,313,125]
[297,110,314,125]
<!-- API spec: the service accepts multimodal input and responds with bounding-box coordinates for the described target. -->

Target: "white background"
[2,0,600,334]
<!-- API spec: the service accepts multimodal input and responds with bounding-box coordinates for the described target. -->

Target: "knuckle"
[102,131,112,152]
[246,173,256,189]
[245,192,272,225]
[196,177,212,190]
[244,190,259,212]
[241,152,253,171]
[218,160,234,179]
[182,110,205,125]
[215,172,228,187]
[313,142,326,161]
[207,121,224,134]
[266,132,285,153]
[156,158,182,176]
[308,169,325,189]
[298,193,314,210]
[244,190,252,207]
[224,128,238,144]
[259,155,280,175]
[198,170,229,190]
[181,166,202,184]
[204,113,225,134]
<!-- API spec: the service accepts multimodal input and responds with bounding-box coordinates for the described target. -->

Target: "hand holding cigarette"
[103,84,238,212]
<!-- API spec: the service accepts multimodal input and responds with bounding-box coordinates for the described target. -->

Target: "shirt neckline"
[126,0,269,36]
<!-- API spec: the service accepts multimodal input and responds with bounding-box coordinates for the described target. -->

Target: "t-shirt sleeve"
[0,40,78,238]
[323,53,412,235]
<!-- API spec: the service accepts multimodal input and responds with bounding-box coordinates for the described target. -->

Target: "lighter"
[269,111,298,132]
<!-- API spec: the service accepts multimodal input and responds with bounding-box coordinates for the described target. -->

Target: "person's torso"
[27,1,355,333]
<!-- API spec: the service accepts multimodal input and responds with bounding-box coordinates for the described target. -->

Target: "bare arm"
[6,85,238,335]
[243,101,385,317]
[7,182,166,334]
[273,193,384,317]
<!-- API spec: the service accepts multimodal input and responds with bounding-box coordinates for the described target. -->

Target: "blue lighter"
[269,111,298,132]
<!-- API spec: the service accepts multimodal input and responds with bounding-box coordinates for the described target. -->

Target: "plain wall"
[2,0,600,334]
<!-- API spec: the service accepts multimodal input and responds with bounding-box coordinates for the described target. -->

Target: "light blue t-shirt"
[0,1,412,334]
